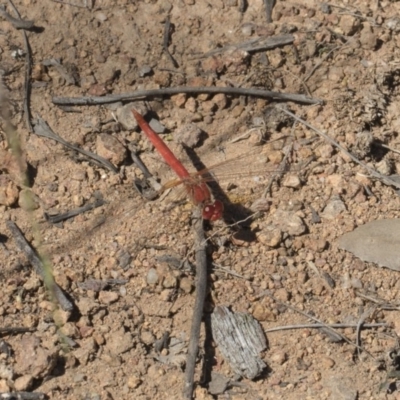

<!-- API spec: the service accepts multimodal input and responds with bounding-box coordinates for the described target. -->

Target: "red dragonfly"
[42,109,296,257]
[132,110,224,221]
[128,109,298,227]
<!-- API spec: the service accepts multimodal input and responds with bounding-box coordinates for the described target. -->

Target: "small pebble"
[179,277,193,293]
[146,268,159,285]
[105,330,133,356]
[252,303,276,322]
[386,17,400,32]
[140,330,156,345]
[149,118,166,134]
[241,23,254,36]
[160,289,174,301]
[171,93,187,108]
[317,144,334,159]
[88,83,107,96]
[339,14,360,36]
[282,174,301,189]
[321,196,346,220]
[257,227,282,247]
[350,278,363,289]
[360,26,377,50]
[127,375,142,389]
[98,291,119,305]
[139,65,152,77]
[116,102,147,130]
[274,288,290,302]
[162,273,177,289]
[0,379,10,392]
[270,351,287,365]
[213,93,227,110]
[320,356,335,369]
[174,123,203,148]
[0,364,13,380]
[14,375,33,391]
[185,97,197,113]
[96,133,127,166]
[18,189,39,211]
[53,308,71,326]
[272,210,306,236]
[73,373,86,383]
[95,12,108,22]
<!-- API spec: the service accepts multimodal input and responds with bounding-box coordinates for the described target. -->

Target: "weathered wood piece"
[211,306,267,379]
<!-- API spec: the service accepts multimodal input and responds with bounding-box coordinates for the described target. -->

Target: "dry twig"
[163,16,178,68]
[0,326,35,334]
[52,86,322,106]
[44,195,105,225]
[260,290,375,358]
[356,306,377,358]
[265,322,387,333]
[0,4,34,29]
[183,208,208,399]
[264,0,275,23]
[6,220,73,312]
[33,116,118,173]
[356,290,400,311]
[0,393,45,400]
[192,34,294,58]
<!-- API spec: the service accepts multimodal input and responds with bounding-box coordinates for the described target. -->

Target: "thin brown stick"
[183,208,208,400]
[0,393,45,400]
[265,322,387,333]
[355,290,400,311]
[278,107,400,190]
[356,306,377,358]
[33,115,118,173]
[6,220,73,312]
[44,195,105,224]
[52,86,323,106]
[262,121,296,197]
[191,34,294,59]
[260,290,375,358]
[264,0,275,22]
[0,4,34,29]
[163,16,178,68]
[0,326,35,334]
[378,142,400,156]
[212,263,248,280]
[51,0,90,8]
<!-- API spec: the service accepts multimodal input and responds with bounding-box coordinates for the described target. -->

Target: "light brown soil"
[1,1,400,399]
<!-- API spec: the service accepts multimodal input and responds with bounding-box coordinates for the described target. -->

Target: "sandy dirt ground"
[2,0,400,399]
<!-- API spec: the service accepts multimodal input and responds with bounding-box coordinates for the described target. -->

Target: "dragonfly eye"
[202,200,224,221]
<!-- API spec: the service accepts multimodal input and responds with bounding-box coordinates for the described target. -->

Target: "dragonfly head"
[202,200,224,221]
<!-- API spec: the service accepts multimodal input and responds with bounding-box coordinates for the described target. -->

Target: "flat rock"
[105,328,134,356]
[337,219,400,271]
[321,196,346,220]
[174,123,203,148]
[14,374,33,391]
[96,133,127,165]
[14,336,57,379]
[98,290,119,304]
[272,210,306,236]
